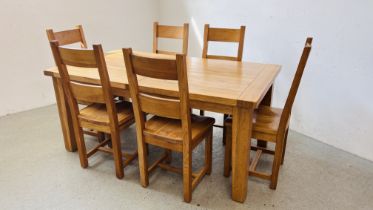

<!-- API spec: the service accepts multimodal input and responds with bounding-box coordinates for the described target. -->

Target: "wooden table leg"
[231,104,253,203]
[52,77,77,152]
[257,85,273,148]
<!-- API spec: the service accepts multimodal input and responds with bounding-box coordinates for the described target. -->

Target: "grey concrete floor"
[0,105,373,210]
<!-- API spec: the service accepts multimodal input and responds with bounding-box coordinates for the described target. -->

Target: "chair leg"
[165,149,172,164]
[222,114,228,145]
[97,132,105,143]
[183,147,192,203]
[223,125,232,177]
[270,137,284,189]
[75,127,88,168]
[205,129,213,175]
[138,139,149,187]
[200,110,205,116]
[281,129,289,165]
[146,143,150,155]
[110,130,124,179]
[106,134,113,148]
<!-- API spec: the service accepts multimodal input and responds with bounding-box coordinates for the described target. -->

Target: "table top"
[44,50,281,108]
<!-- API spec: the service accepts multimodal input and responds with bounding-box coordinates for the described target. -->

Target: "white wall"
[0,0,159,116]
[159,0,373,161]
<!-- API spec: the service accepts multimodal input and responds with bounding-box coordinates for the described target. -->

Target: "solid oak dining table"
[44,50,281,203]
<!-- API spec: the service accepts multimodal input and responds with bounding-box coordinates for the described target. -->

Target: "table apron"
[111,87,234,115]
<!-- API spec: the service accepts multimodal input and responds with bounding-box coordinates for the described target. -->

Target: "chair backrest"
[278,37,313,135]
[47,25,87,48]
[153,22,189,55]
[49,41,119,128]
[202,24,246,61]
[123,48,192,142]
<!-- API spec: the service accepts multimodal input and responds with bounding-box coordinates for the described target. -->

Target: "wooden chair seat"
[144,115,215,145]
[225,106,286,142]
[78,101,134,133]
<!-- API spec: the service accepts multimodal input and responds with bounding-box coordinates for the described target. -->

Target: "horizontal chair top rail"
[157,25,185,39]
[46,25,87,47]
[207,27,243,42]
[44,51,281,109]
[59,47,97,67]
[52,29,82,44]
[130,51,177,80]
[155,22,188,39]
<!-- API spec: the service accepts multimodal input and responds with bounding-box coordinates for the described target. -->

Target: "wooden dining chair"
[123,49,214,202]
[200,24,246,132]
[223,37,313,189]
[202,24,246,61]
[49,41,137,179]
[46,25,107,141]
[46,25,87,48]
[153,22,189,55]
